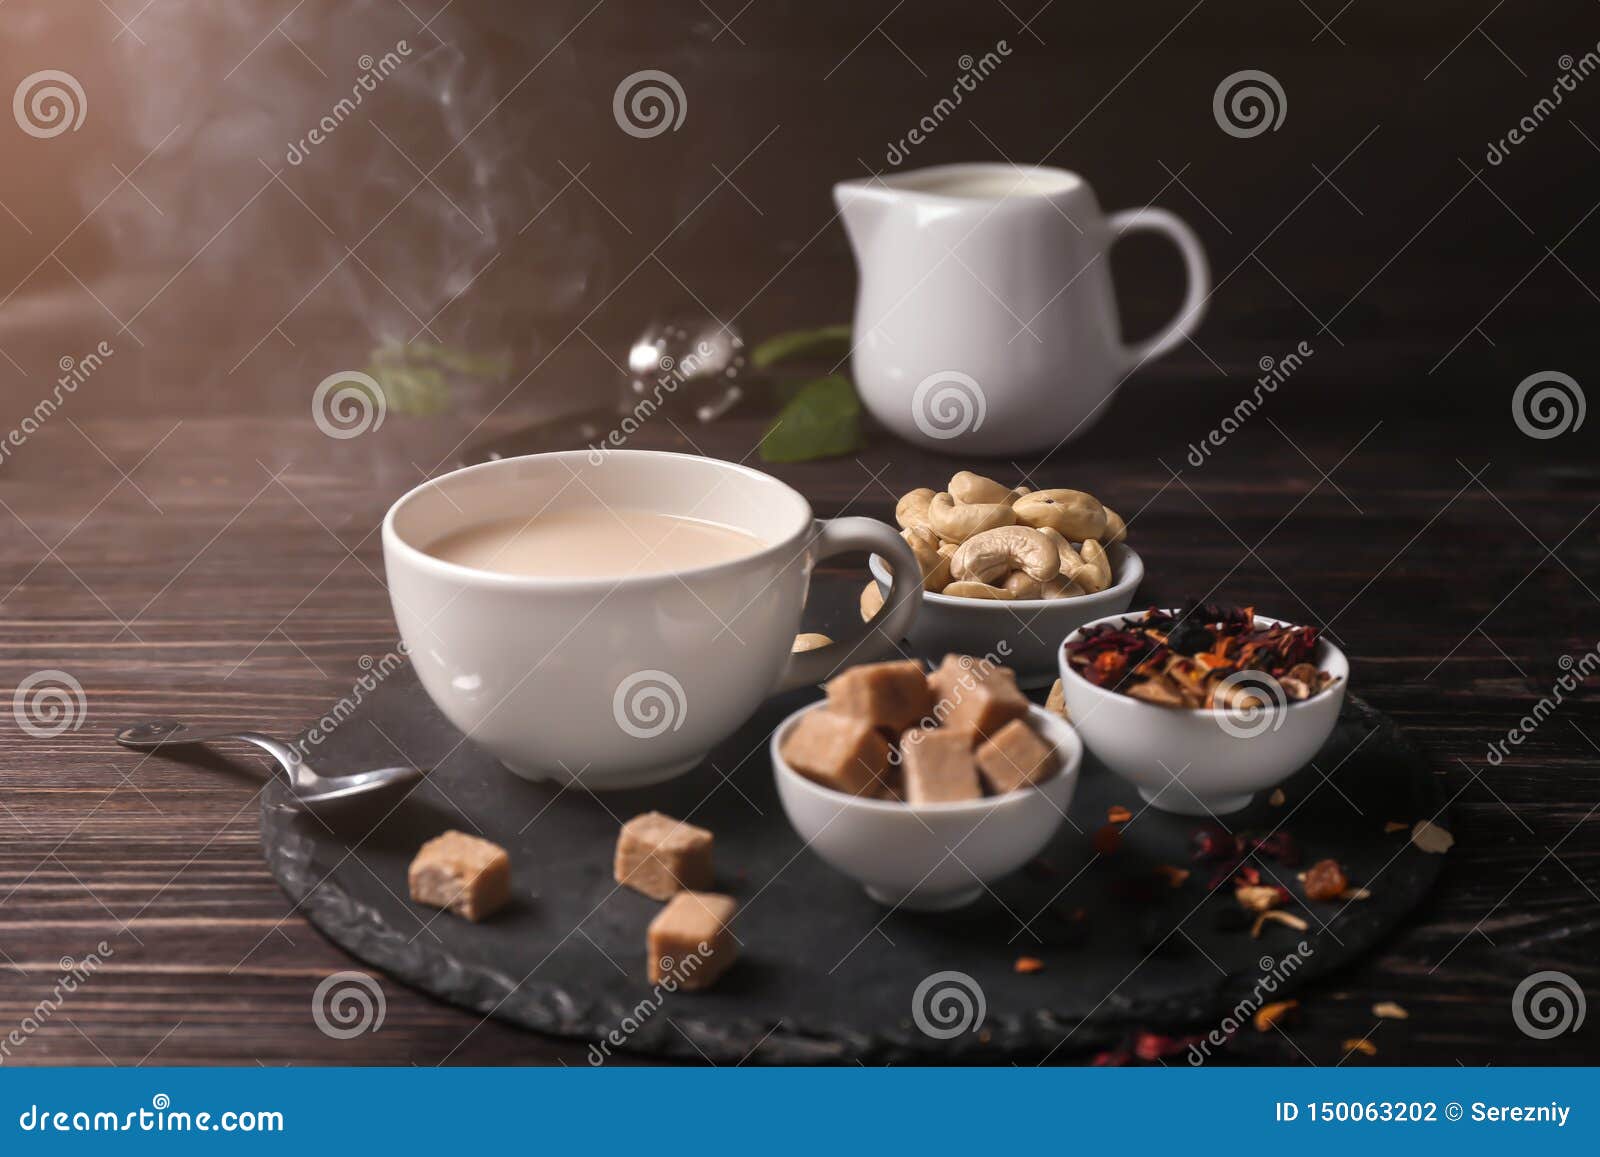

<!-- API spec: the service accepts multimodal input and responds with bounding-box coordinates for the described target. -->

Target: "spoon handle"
[114,719,307,783]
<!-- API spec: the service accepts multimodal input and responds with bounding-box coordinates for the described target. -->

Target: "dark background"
[0,1,1595,1066]
[2,0,1597,423]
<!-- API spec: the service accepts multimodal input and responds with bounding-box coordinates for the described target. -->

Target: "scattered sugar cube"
[614,812,714,900]
[647,891,738,990]
[408,830,510,922]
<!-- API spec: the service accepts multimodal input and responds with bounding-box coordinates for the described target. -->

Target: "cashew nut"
[792,632,833,653]
[1036,526,1082,573]
[948,470,1018,506]
[860,580,884,622]
[895,487,936,531]
[1040,574,1087,599]
[1001,570,1043,599]
[1072,538,1113,593]
[1013,489,1107,541]
[1045,677,1069,719]
[927,491,1016,543]
[942,579,1017,600]
[950,525,1061,584]
[1102,507,1128,546]
[901,525,953,591]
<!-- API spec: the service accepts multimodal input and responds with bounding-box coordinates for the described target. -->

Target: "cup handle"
[1109,207,1211,369]
[774,517,921,692]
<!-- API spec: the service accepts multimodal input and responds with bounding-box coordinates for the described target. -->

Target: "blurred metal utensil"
[114,720,425,809]
[459,313,744,466]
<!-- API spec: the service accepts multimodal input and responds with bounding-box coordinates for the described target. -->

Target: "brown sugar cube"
[975,718,1060,795]
[928,655,1030,737]
[613,812,714,900]
[825,659,935,732]
[899,727,982,804]
[408,830,510,922]
[647,891,738,990]
[779,709,891,797]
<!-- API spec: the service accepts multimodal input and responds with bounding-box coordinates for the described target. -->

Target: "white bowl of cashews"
[866,471,1145,687]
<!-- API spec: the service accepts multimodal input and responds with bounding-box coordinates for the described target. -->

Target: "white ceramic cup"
[381,450,922,790]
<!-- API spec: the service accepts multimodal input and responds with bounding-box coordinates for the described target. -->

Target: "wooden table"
[1,361,1596,1066]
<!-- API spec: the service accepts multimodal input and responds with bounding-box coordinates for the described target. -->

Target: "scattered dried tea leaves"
[1372,1001,1409,1020]
[1253,999,1298,1032]
[1342,1038,1378,1057]
[1107,804,1133,824]
[1251,909,1309,938]
[1269,788,1286,807]
[1384,820,1409,833]
[1014,956,1045,974]
[1236,884,1284,913]
[1155,864,1191,888]
[1411,819,1455,854]
[1303,858,1349,901]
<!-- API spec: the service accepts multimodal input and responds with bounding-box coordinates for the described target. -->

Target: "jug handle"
[1110,208,1211,369]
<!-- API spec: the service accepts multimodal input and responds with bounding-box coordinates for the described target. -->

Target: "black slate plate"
[261,664,1448,1063]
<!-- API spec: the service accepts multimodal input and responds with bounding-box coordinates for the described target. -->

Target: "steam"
[78,1,596,370]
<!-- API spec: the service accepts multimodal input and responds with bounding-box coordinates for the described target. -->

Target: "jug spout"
[832,179,892,258]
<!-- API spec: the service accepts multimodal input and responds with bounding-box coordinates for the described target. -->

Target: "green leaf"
[361,339,512,417]
[759,374,864,463]
[750,324,852,371]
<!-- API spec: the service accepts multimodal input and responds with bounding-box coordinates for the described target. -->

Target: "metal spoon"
[114,720,425,808]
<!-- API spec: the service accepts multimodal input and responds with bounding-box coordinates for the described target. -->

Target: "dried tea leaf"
[1342,1038,1378,1057]
[1341,886,1372,901]
[1372,1001,1409,1020]
[1092,824,1123,856]
[1269,788,1286,807]
[1384,820,1409,833]
[1253,999,1298,1032]
[1251,909,1309,938]
[1236,884,1284,913]
[1013,956,1044,974]
[1411,819,1455,854]
[1155,864,1191,888]
[1107,805,1133,824]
